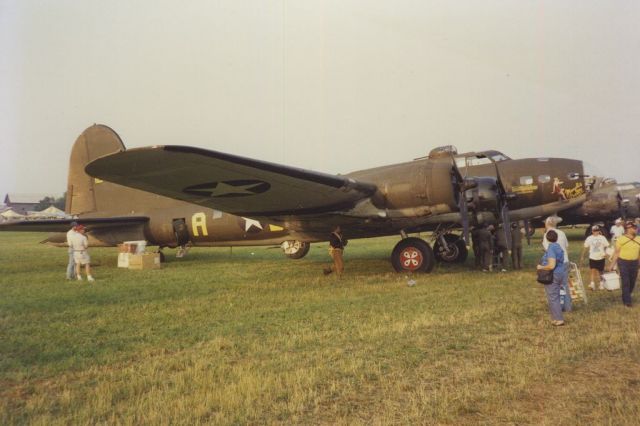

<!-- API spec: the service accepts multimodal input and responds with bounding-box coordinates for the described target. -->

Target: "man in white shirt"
[542,216,571,311]
[580,225,609,290]
[68,224,95,282]
[610,218,624,244]
[65,221,78,279]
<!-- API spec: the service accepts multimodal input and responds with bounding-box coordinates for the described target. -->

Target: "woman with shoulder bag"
[537,230,566,326]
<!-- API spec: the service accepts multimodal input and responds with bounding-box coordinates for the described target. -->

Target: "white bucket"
[602,272,620,291]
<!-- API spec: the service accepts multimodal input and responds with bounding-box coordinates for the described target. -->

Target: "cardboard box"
[128,252,161,270]
[117,252,131,268]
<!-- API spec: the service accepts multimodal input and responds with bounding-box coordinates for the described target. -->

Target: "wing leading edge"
[85,146,377,216]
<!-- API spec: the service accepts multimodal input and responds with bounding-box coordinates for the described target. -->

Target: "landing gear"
[433,234,468,263]
[391,237,435,273]
[157,250,166,263]
[281,240,310,259]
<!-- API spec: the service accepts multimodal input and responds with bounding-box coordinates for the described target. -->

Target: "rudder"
[66,125,125,215]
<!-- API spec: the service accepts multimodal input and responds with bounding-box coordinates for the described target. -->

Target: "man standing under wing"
[323,226,347,279]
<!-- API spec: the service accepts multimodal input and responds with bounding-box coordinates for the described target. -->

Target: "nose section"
[495,157,587,212]
[548,158,586,201]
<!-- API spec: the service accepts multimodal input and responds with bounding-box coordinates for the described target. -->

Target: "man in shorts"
[68,224,95,282]
[580,225,609,290]
[65,221,78,279]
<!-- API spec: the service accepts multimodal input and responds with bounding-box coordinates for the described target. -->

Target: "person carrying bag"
[537,230,566,326]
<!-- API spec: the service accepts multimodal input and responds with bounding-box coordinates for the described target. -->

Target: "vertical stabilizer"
[66,125,125,215]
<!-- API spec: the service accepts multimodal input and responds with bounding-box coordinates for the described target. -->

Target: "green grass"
[1,230,639,424]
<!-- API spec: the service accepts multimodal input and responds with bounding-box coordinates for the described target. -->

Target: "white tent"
[28,205,69,219]
[0,209,26,220]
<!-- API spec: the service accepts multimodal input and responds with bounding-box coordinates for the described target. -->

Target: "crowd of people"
[471,222,524,272]
[538,216,640,326]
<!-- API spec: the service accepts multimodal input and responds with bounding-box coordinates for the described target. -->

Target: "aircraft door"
[172,218,191,246]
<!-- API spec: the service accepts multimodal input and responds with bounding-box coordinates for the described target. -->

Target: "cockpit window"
[455,152,510,168]
[538,175,551,184]
[466,157,493,167]
[490,154,509,162]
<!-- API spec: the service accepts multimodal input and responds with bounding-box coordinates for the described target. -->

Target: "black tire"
[391,237,435,273]
[434,234,468,263]
[282,240,310,259]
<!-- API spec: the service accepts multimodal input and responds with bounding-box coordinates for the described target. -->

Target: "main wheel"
[391,237,435,273]
[281,240,310,259]
[434,234,468,263]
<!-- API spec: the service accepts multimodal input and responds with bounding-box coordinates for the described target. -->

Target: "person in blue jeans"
[543,217,572,312]
[538,230,566,326]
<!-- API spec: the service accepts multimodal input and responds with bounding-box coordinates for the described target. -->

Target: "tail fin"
[66,125,126,215]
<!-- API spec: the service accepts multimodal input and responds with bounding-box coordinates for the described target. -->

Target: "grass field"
[1,230,639,424]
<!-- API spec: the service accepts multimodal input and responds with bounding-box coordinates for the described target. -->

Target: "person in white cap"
[610,218,625,245]
[65,221,78,279]
[68,224,95,282]
[580,225,609,290]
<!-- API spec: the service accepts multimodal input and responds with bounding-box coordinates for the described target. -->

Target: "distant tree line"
[35,193,66,211]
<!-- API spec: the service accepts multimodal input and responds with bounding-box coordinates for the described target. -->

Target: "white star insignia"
[208,182,262,197]
[243,217,263,232]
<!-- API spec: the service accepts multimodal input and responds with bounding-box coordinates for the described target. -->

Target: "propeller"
[492,161,517,253]
[449,154,516,252]
[449,155,476,245]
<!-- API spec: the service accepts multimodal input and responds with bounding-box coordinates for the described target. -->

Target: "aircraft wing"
[0,216,149,233]
[86,146,377,216]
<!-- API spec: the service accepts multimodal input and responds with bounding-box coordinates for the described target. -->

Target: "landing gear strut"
[433,233,468,263]
[391,237,435,273]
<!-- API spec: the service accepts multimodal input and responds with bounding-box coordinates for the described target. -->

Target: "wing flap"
[86,146,377,216]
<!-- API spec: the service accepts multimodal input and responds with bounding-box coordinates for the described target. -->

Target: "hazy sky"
[1,0,639,199]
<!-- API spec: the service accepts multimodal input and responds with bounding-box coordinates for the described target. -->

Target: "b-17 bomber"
[2,124,588,272]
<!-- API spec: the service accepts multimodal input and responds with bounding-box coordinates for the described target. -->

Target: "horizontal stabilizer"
[86,146,377,216]
[0,216,149,233]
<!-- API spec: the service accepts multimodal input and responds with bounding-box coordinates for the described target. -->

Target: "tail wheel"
[391,237,435,273]
[281,240,310,259]
[434,234,468,263]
